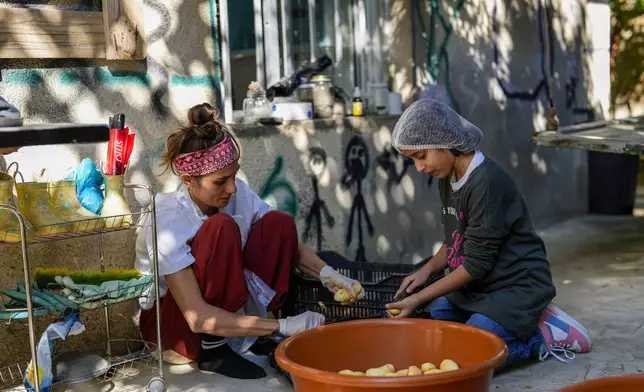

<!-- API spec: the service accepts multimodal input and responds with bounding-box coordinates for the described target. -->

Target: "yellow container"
[101,175,132,229]
[48,180,105,231]
[0,172,23,242]
[15,181,71,236]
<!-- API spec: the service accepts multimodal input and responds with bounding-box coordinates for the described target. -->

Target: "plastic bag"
[74,158,104,214]
[227,269,276,354]
[24,313,85,392]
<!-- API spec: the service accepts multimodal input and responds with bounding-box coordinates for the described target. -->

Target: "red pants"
[140,211,299,360]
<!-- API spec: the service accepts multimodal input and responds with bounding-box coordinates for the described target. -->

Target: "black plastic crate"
[282,251,444,322]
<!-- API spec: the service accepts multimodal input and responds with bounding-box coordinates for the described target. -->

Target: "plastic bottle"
[352,86,364,117]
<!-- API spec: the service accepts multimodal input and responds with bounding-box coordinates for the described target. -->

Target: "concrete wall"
[0,0,601,367]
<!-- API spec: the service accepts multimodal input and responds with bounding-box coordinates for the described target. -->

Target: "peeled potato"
[334,289,351,302]
[396,369,409,376]
[338,370,365,376]
[424,369,445,375]
[407,365,422,376]
[440,359,460,372]
[385,372,402,377]
[389,308,401,315]
[421,362,437,372]
[366,364,395,377]
[334,284,363,303]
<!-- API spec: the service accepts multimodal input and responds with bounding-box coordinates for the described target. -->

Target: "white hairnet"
[392,99,483,153]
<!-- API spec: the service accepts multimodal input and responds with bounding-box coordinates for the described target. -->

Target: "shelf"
[0,123,110,149]
[1,279,152,322]
[0,339,158,392]
[0,209,149,245]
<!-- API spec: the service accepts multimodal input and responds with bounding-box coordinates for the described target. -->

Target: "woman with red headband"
[135,103,364,379]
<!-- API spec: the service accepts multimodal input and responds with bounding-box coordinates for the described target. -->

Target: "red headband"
[174,135,239,176]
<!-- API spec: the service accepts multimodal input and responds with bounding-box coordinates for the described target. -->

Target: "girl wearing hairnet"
[385,99,591,369]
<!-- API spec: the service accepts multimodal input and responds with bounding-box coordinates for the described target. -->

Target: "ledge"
[228,115,401,138]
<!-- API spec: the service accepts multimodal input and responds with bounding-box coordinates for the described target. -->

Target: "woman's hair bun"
[187,103,221,126]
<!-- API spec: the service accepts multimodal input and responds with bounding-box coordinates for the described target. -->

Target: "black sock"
[198,335,266,379]
[248,337,279,356]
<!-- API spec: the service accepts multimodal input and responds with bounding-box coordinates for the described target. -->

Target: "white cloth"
[135,178,272,310]
[450,151,485,192]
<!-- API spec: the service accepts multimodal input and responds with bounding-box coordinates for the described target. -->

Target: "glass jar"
[253,90,272,119]
[243,90,259,123]
[311,75,334,118]
[243,89,272,123]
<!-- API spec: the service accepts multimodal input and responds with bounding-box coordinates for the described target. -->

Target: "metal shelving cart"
[0,123,165,392]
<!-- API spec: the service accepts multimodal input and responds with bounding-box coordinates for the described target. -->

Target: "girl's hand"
[395,266,431,298]
[386,295,423,318]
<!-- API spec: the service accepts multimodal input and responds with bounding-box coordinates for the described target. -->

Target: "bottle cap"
[353,86,362,98]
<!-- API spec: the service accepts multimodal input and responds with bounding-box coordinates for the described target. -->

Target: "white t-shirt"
[135,178,272,309]
[450,151,485,192]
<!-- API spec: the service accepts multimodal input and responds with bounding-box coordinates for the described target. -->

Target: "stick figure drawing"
[341,136,374,262]
[302,147,335,251]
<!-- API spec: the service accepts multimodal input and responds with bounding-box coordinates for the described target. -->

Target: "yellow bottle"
[352,86,364,117]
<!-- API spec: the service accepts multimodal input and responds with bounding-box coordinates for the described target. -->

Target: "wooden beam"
[0,8,105,59]
[102,0,146,60]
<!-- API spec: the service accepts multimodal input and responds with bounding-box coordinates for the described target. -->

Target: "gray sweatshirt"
[439,157,556,340]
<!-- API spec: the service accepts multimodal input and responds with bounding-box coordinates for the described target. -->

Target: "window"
[218,0,385,122]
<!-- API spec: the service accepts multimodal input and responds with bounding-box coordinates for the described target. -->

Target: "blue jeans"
[427,296,545,370]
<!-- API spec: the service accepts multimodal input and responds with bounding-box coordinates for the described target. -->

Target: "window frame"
[217,0,385,123]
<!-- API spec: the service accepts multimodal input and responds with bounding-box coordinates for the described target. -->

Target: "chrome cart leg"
[147,186,164,379]
[2,205,41,392]
[147,376,166,392]
[99,234,112,356]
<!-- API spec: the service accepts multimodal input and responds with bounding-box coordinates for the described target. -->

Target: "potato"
[338,370,365,376]
[407,366,422,376]
[440,359,460,372]
[385,372,402,377]
[421,362,437,372]
[396,369,409,376]
[334,284,363,303]
[366,364,395,377]
[389,308,401,315]
[424,369,444,375]
[334,289,351,302]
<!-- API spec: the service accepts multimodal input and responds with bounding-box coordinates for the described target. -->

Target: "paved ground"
[112,214,644,392]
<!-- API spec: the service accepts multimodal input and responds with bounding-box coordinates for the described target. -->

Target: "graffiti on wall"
[375,145,434,189]
[302,147,335,251]
[492,0,555,103]
[342,136,374,262]
[493,0,593,123]
[259,156,298,217]
[413,0,466,113]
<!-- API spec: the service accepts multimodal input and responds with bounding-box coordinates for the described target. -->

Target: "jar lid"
[311,74,331,82]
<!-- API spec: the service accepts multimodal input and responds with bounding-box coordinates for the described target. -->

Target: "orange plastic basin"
[275,319,508,392]
[558,374,644,391]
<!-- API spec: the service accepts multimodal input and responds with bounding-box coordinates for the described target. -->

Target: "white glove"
[278,311,325,336]
[319,266,366,301]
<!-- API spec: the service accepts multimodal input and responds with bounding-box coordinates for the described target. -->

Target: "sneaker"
[538,303,592,363]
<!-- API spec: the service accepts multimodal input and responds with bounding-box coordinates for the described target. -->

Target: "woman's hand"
[278,311,325,336]
[319,266,365,302]
[386,294,423,318]
[395,266,432,298]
